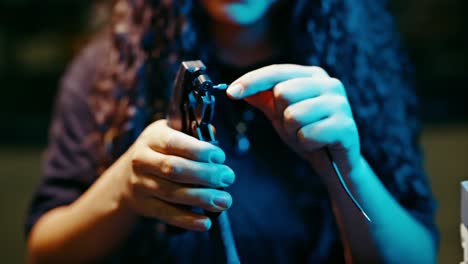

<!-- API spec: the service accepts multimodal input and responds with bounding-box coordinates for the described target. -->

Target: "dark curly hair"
[89,0,432,227]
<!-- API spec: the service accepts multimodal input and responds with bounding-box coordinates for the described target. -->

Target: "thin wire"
[325,149,371,222]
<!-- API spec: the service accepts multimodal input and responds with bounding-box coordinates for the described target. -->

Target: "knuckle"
[333,116,356,146]
[142,122,160,139]
[141,119,167,141]
[343,117,357,134]
[129,175,139,188]
[143,177,160,193]
[160,157,176,178]
[130,150,147,172]
[328,78,345,93]
[152,119,167,129]
[332,95,348,110]
[155,119,167,125]
[310,66,328,77]
[273,85,286,101]
[297,128,307,143]
[283,108,298,126]
[130,154,142,170]
[164,132,178,152]
[269,64,283,75]
[138,128,150,142]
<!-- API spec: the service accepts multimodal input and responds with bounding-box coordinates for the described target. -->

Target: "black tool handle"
[168,60,240,263]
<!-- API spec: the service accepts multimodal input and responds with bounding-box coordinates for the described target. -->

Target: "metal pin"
[213,83,228,90]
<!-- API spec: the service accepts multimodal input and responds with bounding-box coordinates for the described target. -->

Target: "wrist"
[92,154,138,220]
[317,152,366,189]
[347,154,370,185]
[113,161,139,219]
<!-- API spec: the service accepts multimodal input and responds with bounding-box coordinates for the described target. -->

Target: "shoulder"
[59,34,112,100]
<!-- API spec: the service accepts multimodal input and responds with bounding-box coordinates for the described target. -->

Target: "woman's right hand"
[113,119,235,231]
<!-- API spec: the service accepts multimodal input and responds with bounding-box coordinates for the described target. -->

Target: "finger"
[273,77,331,121]
[144,120,225,164]
[283,94,347,136]
[174,188,233,213]
[132,147,235,188]
[297,114,356,151]
[137,175,233,213]
[226,64,329,100]
[140,197,211,231]
[273,77,344,109]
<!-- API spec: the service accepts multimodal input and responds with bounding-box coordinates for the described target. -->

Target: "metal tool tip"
[213,83,228,90]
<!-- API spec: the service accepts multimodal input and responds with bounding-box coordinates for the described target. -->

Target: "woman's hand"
[27,119,235,263]
[113,119,235,231]
[226,64,361,176]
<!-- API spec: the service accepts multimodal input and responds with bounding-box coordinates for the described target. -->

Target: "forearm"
[319,156,436,264]
[27,159,138,263]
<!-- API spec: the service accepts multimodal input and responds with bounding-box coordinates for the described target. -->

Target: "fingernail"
[209,151,225,164]
[194,218,211,231]
[221,170,235,186]
[227,83,243,98]
[214,194,232,209]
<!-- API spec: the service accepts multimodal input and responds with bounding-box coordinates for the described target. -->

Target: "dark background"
[0,1,467,263]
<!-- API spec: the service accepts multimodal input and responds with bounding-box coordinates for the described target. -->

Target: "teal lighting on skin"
[325,150,371,222]
[223,1,276,26]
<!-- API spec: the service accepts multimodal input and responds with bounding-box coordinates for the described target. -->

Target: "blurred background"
[0,0,466,263]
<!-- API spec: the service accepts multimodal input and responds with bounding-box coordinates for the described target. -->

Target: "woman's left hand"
[226,64,361,176]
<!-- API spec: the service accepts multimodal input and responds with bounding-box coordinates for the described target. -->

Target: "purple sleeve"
[25,41,106,236]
